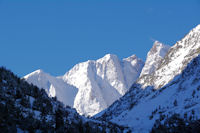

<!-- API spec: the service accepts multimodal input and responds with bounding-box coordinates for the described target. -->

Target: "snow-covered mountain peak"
[24,69,44,79]
[96,54,200,132]
[96,54,119,63]
[138,24,200,89]
[123,54,143,66]
[152,40,163,47]
[95,25,200,132]
[150,41,170,57]
[24,69,53,93]
[193,24,200,32]
[61,53,144,116]
[25,53,143,116]
[34,69,43,73]
[24,69,78,107]
[23,69,52,86]
[123,54,138,63]
[140,41,170,77]
[104,53,118,59]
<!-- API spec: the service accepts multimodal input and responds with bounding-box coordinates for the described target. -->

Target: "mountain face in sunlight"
[24,54,144,116]
[95,24,200,132]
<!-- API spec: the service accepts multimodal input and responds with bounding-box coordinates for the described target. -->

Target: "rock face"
[95,24,200,132]
[140,41,170,77]
[63,54,144,116]
[24,54,144,116]
[138,24,200,89]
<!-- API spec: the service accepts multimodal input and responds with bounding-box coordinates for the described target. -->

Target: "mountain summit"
[24,69,78,107]
[140,41,170,77]
[95,24,200,132]
[139,24,200,89]
[24,54,144,116]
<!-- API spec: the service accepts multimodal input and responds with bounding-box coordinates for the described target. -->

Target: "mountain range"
[24,53,144,116]
[95,24,200,132]
[24,39,172,117]
[3,24,200,132]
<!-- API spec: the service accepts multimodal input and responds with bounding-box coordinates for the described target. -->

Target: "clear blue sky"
[0,0,200,77]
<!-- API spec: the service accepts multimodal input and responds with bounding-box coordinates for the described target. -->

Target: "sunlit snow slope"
[139,24,200,89]
[24,69,78,107]
[140,41,170,77]
[24,54,144,116]
[96,24,200,132]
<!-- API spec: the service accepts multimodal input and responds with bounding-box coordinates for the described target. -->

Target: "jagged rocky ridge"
[139,24,200,89]
[24,54,144,116]
[63,54,144,116]
[24,44,170,117]
[2,24,199,132]
[0,67,130,132]
[139,41,170,77]
[95,24,200,132]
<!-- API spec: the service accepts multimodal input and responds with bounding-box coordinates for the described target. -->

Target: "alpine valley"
[1,24,200,133]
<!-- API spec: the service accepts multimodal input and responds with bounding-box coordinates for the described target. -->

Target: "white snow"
[24,54,144,116]
[24,69,78,107]
[138,24,200,89]
[96,24,200,133]
[123,54,145,89]
[110,57,200,132]
[63,54,144,116]
[140,41,170,77]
